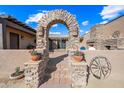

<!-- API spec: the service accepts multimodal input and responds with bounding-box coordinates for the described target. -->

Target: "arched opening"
[48,22,69,51]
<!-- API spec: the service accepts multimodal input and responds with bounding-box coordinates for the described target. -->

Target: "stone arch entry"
[36,9,80,57]
[25,10,88,88]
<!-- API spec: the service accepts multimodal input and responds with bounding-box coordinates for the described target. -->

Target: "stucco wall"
[84,50,124,88]
[6,27,36,49]
[0,50,30,78]
[0,24,3,49]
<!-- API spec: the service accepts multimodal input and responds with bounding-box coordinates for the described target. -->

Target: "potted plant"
[29,49,42,61]
[72,51,86,62]
[9,67,24,80]
[26,44,35,49]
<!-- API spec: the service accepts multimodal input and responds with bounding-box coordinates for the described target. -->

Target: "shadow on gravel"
[40,54,68,85]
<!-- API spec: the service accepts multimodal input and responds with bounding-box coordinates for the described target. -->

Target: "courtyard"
[0,50,124,88]
[0,6,124,88]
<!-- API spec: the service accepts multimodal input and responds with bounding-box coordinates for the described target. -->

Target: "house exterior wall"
[0,23,3,49]
[6,27,36,49]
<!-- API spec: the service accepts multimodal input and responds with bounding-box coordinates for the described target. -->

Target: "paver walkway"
[40,50,71,88]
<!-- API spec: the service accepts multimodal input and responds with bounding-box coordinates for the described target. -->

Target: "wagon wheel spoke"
[96,68,102,79]
[99,69,102,79]
[93,69,100,74]
[91,66,99,69]
[97,57,101,65]
[102,66,111,72]
[91,64,98,68]
[101,68,106,78]
[93,58,100,65]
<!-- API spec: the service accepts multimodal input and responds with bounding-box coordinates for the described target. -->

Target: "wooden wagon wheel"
[90,56,111,79]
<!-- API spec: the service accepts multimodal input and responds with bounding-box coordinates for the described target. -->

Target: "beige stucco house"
[0,15,36,49]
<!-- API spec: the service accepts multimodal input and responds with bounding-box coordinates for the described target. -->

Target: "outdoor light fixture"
[21,35,24,39]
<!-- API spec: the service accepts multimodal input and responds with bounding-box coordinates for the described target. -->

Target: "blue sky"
[0,5,124,36]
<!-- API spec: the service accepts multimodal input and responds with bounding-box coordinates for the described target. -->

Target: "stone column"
[69,54,88,88]
[71,62,88,88]
[24,60,46,88]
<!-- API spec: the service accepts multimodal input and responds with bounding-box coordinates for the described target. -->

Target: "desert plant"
[74,51,85,56]
[72,51,86,62]
[9,67,24,80]
[29,49,42,61]
[15,67,20,76]
[29,49,39,56]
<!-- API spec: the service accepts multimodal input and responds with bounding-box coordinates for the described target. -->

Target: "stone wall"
[81,32,90,49]
[83,16,124,50]
[68,50,88,88]
[117,38,124,49]
[24,48,49,88]
[70,62,88,88]
[24,60,47,88]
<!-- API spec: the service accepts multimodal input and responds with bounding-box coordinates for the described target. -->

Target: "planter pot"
[72,55,84,62]
[9,71,24,80]
[31,55,41,61]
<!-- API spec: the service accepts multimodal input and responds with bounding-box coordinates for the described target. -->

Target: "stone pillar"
[71,62,88,88]
[36,26,45,49]
[24,60,46,88]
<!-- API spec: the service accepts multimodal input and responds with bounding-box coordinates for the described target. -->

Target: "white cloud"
[85,31,90,34]
[80,30,84,32]
[42,10,49,13]
[52,24,58,27]
[82,21,89,26]
[25,10,49,24]
[49,31,61,35]
[100,5,124,20]
[25,13,43,24]
[100,20,108,24]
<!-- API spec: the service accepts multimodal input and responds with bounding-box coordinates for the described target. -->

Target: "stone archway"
[36,9,80,57]
[25,9,89,88]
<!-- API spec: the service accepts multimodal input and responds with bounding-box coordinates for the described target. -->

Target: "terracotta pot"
[72,55,84,62]
[31,55,41,61]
